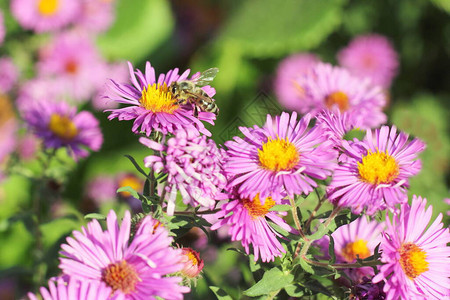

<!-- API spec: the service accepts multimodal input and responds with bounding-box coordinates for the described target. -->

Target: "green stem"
[300,255,383,269]
[266,289,281,300]
[304,194,326,233]
[288,196,308,241]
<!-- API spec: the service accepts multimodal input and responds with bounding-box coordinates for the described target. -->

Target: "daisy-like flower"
[300,63,387,129]
[274,53,320,111]
[211,193,295,262]
[59,210,189,299]
[325,217,384,280]
[11,0,80,32]
[373,195,450,299]
[179,247,204,279]
[105,61,216,137]
[225,111,336,202]
[338,34,399,88]
[37,31,107,102]
[23,100,103,160]
[0,57,20,94]
[315,110,361,149]
[28,277,122,300]
[140,128,227,215]
[328,126,425,215]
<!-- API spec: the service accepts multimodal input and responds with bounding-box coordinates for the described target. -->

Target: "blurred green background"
[0,0,449,298]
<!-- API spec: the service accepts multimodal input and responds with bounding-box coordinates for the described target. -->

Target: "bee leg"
[193,106,199,118]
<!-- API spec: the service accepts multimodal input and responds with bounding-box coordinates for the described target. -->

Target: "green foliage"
[209,286,234,300]
[243,267,294,297]
[219,0,345,58]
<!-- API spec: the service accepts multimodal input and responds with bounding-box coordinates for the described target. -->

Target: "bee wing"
[195,68,219,87]
[184,90,213,102]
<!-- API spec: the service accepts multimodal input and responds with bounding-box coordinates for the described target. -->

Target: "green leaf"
[299,257,315,274]
[84,213,106,220]
[249,255,262,272]
[285,284,305,297]
[219,0,344,58]
[116,186,139,199]
[307,222,328,240]
[328,235,336,265]
[430,0,450,13]
[209,286,234,300]
[97,0,174,62]
[123,155,148,178]
[243,267,294,297]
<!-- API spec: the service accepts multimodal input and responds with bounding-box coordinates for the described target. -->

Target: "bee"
[169,68,219,116]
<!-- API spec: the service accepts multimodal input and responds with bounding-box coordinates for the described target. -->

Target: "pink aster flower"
[224,111,337,203]
[373,195,450,299]
[211,193,295,262]
[300,63,387,129]
[179,247,204,279]
[76,0,117,33]
[59,210,189,299]
[11,0,81,32]
[328,126,425,215]
[315,109,361,149]
[28,277,122,300]
[140,128,227,215]
[338,34,399,88]
[274,53,320,111]
[321,217,384,281]
[23,100,103,160]
[84,175,117,206]
[0,57,20,94]
[37,31,107,102]
[105,61,216,136]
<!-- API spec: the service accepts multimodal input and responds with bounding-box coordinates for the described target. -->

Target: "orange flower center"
[118,175,142,198]
[139,83,179,114]
[38,0,59,16]
[358,150,399,185]
[258,137,299,172]
[325,91,349,112]
[0,95,15,127]
[399,243,429,279]
[48,114,78,141]
[102,260,140,294]
[242,195,275,219]
[65,60,78,74]
[341,239,371,262]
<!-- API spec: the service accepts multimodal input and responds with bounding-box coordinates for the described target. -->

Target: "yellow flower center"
[258,137,299,172]
[38,0,59,16]
[102,260,140,294]
[341,239,371,262]
[139,83,179,114]
[186,250,199,266]
[325,91,349,112]
[399,243,429,279]
[48,114,78,141]
[118,175,142,198]
[358,150,399,185]
[0,94,15,127]
[242,195,275,219]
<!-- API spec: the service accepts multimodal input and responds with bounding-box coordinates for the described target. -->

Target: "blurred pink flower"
[0,57,20,93]
[274,53,320,111]
[76,0,117,33]
[338,34,399,88]
[11,0,81,32]
[92,62,129,111]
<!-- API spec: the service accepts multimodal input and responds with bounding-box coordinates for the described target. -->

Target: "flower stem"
[288,196,308,241]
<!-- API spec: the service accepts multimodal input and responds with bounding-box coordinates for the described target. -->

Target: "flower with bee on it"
[105,61,217,137]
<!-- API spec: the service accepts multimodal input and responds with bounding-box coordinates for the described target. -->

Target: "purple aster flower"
[224,111,337,203]
[28,277,122,300]
[140,128,227,215]
[274,53,320,111]
[319,217,384,281]
[84,175,117,206]
[211,193,295,262]
[373,195,450,299]
[300,63,387,129]
[338,34,399,88]
[315,109,361,149]
[328,126,425,215]
[37,31,108,102]
[0,57,20,94]
[11,0,81,32]
[23,100,103,160]
[350,276,386,300]
[59,210,189,299]
[105,61,216,137]
[75,0,117,33]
